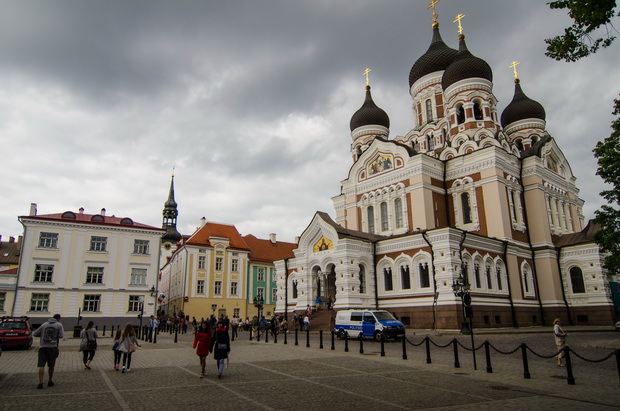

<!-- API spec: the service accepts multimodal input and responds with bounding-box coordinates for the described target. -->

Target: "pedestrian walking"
[79,321,98,370]
[193,322,212,378]
[210,320,230,379]
[32,313,65,389]
[231,316,239,339]
[118,323,142,373]
[303,315,310,331]
[553,318,567,366]
[112,329,122,370]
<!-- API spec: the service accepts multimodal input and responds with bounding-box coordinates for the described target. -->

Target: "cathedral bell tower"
[161,174,182,264]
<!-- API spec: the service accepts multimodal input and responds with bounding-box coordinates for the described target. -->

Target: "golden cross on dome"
[363,68,372,86]
[453,13,466,34]
[509,61,520,79]
[427,0,440,23]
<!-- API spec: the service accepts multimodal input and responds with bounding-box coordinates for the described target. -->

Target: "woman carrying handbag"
[210,320,230,379]
[192,322,212,378]
[118,323,141,373]
[79,321,98,370]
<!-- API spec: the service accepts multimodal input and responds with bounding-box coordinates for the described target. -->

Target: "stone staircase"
[307,309,335,331]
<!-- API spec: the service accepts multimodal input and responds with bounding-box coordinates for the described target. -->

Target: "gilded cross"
[427,0,440,22]
[453,13,466,34]
[509,61,520,79]
[363,68,372,86]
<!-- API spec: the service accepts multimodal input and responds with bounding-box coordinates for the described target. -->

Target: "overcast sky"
[1,1,618,243]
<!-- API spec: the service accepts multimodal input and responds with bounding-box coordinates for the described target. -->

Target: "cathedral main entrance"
[313,264,337,310]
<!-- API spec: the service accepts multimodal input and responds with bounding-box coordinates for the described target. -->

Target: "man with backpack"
[32,314,65,389]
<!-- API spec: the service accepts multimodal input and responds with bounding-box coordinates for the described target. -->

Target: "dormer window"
[62,211,76,219]
[91,215,104,222]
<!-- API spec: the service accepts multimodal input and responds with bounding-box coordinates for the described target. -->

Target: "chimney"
[101,208,106,216]
[269,233,276,244]
[200,217,206,227]
[79,207,84,214]
[9,236,15,243]
[29,203,37,216]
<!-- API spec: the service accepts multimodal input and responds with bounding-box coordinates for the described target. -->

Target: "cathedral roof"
[441,34,492,90]
[409,24,457,88]
[500,79,546,128]
[316,211,385,243]
[350,86,390,132]
[554,220,600,248]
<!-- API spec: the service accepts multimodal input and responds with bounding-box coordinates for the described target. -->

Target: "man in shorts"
[32,314,64,389]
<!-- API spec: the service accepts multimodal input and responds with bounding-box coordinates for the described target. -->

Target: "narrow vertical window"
[292,281,298,299]
[474,263,481,288]
[496,266,503,290]
[485,264,492,289]
[523,266,530,293]
[427,134,434,150]
[367,206,375,234]
[474,102,483,120]
[401,265,411,289]
[380,202,388,232]
[358,265,365,294]
[419,263,430,288]
[394,198,404,228]
[383,267,393,291]
[457,105,465,124]
[425,99,433,122]
[569,267,585,293]
[461,192,472,224]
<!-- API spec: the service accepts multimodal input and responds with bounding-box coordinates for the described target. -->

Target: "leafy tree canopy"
[545,0,618,61]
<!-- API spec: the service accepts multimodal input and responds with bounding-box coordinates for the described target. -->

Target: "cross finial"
[509,61,520,79]
[363,68,372,87]
[427,0,440,23]
[172,166,175,178]
[453,13,466,35]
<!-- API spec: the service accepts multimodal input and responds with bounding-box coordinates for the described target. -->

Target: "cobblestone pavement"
[0,326,618,410]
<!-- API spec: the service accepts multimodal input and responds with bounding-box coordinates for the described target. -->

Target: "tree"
[593,99,620,273]
[545,0,618,62]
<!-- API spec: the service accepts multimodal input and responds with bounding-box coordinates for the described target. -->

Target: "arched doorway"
[312,264,337,310]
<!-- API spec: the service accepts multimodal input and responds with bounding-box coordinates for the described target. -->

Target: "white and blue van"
[334,310,405,341]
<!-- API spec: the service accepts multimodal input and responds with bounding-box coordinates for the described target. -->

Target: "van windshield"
[373,312,397,321]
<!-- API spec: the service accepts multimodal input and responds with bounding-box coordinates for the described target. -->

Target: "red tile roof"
[0,267,18,275]
[185,222,250,251]
[20,212,163,231]
[0,237,21,265]
[243,234,296,263]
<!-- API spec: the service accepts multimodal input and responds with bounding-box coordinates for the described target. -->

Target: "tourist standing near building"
[33,314,64,389]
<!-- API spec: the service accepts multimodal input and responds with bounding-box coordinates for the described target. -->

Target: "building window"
[457,105,465,124]
[394,198,403,228]
[485,264,492,289]
[425,98,433,122]
[272,287,277,303]
[197,280,205,294]
[30,293,49,312]
[462,262,470,286]
[569,267,586,293]
[0,292,5,311]
[367,206,375,234]
[234,308,240,317]
[34,264,54,283]
[130,268,147,285]
[380,202,389,231]
[231,281,238,296]
[38,232,58,249]
[383,267,393,291]
[257,287,265,300]
[128,295,142,312]
[215,257,223,271]
[292,281,298,299]
[83,295,101,312]
[427,134,434,150]
[474,263,481,288]
[86,267,104,284]
[358,265,365,293]
[419,262,430,288]
[496,266,503,290]
[401,265,411,289]
[257,267,265,282]
[89,236,107,252]
[133,239,149,255]
[231,258,239,272]
[474,102,483,120]
[214,281,222,295]
[461,193,472,224]
[198,256,206,270]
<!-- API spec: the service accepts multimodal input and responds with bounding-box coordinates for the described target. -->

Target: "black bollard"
[331,330,335,351]
[265,330,269,343]
[274,331,277,344]
[344,332,349,352]
[614,349,620,388]
[484,341,493,373]
[425,337,431,364]
[380,333,385,357]
[564,346,575,385]
[153,328,157,344]
[284,330,287,345]
[453,339,460,368]
[306,328,310,348]
[359,336,364,354]
[249,327,253,341]
[295,329,298,346]
[257,328,261,342]
[174,326,178,343]
[402,336,407,360]
[111,325,114,336]
[521,344,530,379]
[103,325,106,336]
[319,330,323,349]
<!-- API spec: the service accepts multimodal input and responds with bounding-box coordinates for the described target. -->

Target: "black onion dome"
[350,86,390,131]
[441,35,493,90]
[409,24,458,88]
[162,226,182,243]
[500,79,546,128]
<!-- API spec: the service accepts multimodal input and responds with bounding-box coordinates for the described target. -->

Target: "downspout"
[421,230,438,330]
[182,246,188,314]
[456,229,467,329]
[155,236,163,316]
[502,240,517,327]
[373,241,379,309]
[12,218,27,316]
[284,258,289,320]
[555,246,573,325]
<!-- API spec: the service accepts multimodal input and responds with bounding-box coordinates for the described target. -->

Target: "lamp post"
[452,271,477,370]
[138,295,145,339]
[253,296,264,319]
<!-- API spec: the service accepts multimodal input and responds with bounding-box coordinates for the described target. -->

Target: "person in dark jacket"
[79,321,98,370]
[193,322,212,378]
[210,320,230,378]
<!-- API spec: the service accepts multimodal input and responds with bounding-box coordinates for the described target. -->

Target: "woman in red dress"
[193,322,212,378]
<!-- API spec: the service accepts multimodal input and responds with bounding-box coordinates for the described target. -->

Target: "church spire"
[162,174,182,243]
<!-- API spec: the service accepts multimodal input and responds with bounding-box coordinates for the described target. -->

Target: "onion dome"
[441,34,493,91]
[409,23,458,88]
[350,86,390,131]
[500,79,546,128]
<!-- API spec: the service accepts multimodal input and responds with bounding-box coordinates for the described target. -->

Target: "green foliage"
[593,98,620,274]
[545,0,618,61]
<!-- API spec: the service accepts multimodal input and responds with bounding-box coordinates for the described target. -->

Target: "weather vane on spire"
[509,61,520,79]
[453,13,466,35]
[363,68,372,87]
[428,0,440,23]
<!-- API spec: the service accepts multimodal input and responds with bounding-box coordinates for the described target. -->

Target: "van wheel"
[374,331,383,342]
[337,329,346,340]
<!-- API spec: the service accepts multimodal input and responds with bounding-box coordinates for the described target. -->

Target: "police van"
[334,310,405,341]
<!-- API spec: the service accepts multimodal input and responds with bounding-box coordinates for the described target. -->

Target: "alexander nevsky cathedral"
[274,4,616,329]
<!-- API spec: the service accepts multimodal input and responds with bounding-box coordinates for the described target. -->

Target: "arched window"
[427,134,435,151]
[419,262,430,288]
[383,267,393,291]
[523,267,529,293]
[457,105,465,124]
[401,265,411,289]
[292,280,298,299]
[425,99,433,122]
[569,267,585,293]
[474,102,483,120]
[496,265,503,290]
[367,206,375,234]
[461,193,472,224]
[394,198,404,228]
[485,263,492,289]
[380,202,388,232]
[474,263,481,288]
[462,262,470,286]
[358,265,365,293]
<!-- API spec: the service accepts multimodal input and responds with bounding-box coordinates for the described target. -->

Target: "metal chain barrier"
[525,345,560,359]
[405,336,426,347]
[455,339,485,352]
[488,342,521,355]
[428,338,454,349]
[568,347,615,363]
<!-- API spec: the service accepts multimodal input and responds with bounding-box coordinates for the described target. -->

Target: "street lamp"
[452,271,476,370]
[138,295,145,339]
[253,296,264,319]
[149,285,157,297]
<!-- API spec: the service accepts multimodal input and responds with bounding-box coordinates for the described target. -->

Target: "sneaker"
[47,381,54,387]
[121,366,126,373]
[217,373,221,379]
[37,384,43,389]
[199,373,204,379]
[125,369,131,373]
